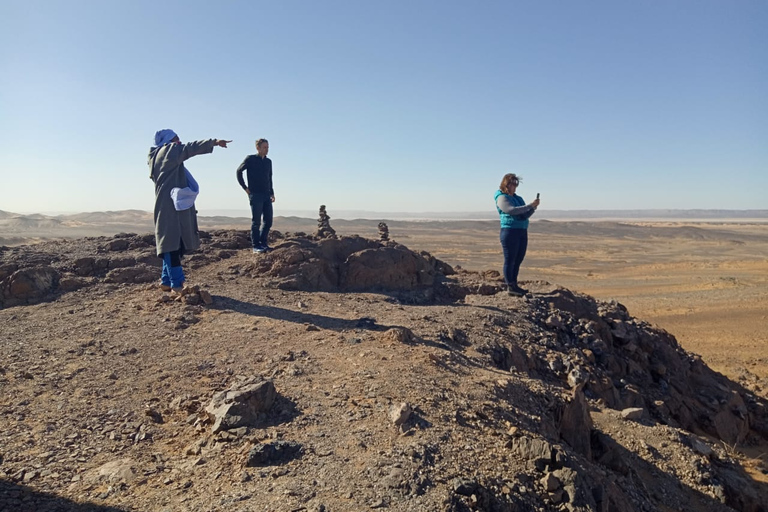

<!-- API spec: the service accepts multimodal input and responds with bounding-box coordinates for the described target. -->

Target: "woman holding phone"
[494,173,540,296]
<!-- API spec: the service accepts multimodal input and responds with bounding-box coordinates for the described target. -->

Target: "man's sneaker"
[253,246,266,253]
[160,283,172,292]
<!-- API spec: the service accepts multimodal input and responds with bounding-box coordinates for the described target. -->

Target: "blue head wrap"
[153,129,178,147]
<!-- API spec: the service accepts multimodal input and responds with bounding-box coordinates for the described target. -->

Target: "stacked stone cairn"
[378,222,390,242]
[316,205,337,239]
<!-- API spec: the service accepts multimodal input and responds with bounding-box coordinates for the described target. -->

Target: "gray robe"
[148,140,216,256]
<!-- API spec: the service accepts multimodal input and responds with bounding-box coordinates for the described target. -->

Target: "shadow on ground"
[591,429,768,511]
[211,295,396,332]
[0,479,128,512]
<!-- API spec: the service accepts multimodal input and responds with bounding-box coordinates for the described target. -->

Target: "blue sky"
[1,0,766,215]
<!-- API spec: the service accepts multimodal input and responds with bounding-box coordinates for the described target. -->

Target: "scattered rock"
[689,437,713,457]
[144,408,163,423]
[104,266,156,284]
[92,459,137,484]
[508,436,558,471]
[108,239,130,251]
[540,472,561,492]
[621,407,644,421]
[382,327,414,344]
[206,380,277,433]
[567,367,590,390]
[452,478,479,496]
[245,441,303,467]
[389,402,412,426]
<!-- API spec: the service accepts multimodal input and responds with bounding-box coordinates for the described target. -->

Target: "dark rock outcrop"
[247,235,453,292]
[1,266,59,307]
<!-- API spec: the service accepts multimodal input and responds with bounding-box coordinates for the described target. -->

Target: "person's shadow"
[0,479,129,512]
[210,295,469,355]
[210,295,393,332]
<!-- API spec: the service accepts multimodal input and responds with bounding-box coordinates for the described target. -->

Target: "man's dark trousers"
[249,193,273,248]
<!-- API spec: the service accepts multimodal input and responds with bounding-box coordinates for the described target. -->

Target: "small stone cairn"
[316,205,337,239]
[378,222,390,242]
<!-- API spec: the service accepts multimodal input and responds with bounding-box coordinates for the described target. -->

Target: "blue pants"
[160,248,185,288]
[249,193,273,248]
[500,228,528,286]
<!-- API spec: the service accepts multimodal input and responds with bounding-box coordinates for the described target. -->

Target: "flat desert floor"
[387,220,768,382]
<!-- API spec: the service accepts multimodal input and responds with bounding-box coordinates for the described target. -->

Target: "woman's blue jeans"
[500,228,528,286]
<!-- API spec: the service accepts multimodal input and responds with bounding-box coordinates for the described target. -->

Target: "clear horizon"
[3,207,766,219]
[1,1,766,213]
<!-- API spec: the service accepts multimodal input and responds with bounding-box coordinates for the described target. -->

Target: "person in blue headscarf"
[148,129,231,292]
[494,173,540,296]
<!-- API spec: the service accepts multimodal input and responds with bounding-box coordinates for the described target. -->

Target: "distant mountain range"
[2,208,767,222]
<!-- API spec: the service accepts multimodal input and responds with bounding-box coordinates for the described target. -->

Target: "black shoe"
[508,285,529,296]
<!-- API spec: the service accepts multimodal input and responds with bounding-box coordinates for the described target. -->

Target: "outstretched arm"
[181,139,231,161]
[180,139,215,161]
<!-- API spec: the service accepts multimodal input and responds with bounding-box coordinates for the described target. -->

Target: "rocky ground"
[1,230,767,512]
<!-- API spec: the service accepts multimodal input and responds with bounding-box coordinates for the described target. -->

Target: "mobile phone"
[536,193,540,199]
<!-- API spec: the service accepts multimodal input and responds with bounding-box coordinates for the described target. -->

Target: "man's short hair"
[256,138,269,148]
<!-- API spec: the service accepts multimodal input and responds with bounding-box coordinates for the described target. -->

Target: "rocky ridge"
[0,230,767,511]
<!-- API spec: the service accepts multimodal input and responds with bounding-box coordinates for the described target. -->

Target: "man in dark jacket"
[236,138,275,253]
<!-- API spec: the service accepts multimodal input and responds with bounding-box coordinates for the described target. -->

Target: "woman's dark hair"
[499,173,522,192]
[256,138,269,148]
